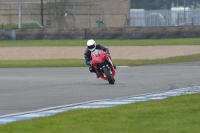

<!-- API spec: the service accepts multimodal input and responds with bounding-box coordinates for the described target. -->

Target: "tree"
[47,0,69,28]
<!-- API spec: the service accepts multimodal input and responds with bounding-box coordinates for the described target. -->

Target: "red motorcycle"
[91,49,116,84]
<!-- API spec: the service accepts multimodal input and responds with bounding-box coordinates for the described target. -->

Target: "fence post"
[177,13,179,26]
[41,0,44,26]
[192,17,194,26]
[11,30,16,40]
[18,0,22,29]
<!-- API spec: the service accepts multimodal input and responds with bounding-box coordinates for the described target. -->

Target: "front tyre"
[103,67,115,84]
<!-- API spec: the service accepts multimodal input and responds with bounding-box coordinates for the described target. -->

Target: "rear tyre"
[103,67,115,84]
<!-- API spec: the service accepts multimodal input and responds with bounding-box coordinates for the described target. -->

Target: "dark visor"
[88,44,95,49]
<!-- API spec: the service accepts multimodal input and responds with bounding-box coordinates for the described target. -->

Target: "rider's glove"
[106,52,111,59]
[106,51,110,55]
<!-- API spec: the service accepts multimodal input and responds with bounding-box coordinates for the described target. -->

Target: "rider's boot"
[96,73,100,79]
[113,64,116,69]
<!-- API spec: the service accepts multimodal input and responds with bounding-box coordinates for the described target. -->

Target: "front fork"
[108,56,114,67]
[99,63,112,77]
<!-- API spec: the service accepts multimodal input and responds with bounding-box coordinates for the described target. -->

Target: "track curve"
[1,61,200,116]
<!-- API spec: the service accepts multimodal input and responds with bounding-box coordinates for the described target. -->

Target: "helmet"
[87,39,96,52]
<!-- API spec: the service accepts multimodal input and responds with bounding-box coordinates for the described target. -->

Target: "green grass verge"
[0,59,85,68]
[0,54,200,68]
[3,23,40,29]
[0,93,199,133]
[0,38,200,47]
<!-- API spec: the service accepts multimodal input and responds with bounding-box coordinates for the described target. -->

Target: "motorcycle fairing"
[91,50,116,81]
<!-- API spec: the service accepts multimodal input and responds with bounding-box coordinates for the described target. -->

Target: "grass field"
[0,38,200,47]
[0,93,199,133]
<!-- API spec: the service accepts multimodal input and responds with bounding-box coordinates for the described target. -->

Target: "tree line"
[131,0,200,10]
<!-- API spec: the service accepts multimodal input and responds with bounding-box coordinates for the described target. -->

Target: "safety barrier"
[1,26,200,40]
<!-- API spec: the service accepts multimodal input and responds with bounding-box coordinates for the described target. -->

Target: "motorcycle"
[91,49,116,84]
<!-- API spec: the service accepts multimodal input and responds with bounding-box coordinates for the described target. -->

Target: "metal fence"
[1,0,200,28]
[130,8,200,27]
[0,0,44,28]
[0,0,129,29]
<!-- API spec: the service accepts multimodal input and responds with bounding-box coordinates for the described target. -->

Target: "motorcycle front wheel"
[103,67,115,84]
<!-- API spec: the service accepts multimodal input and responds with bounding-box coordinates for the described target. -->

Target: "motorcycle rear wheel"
[103,67,115,84]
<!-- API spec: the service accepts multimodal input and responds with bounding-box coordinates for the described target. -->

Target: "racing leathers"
[84,44,110,73]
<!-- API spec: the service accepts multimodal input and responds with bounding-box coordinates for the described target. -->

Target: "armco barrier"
[96,26,200,39]
[1,26,200,40]
[0,29,15,40]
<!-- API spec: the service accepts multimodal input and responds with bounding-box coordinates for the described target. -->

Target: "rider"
[84,39,116,78]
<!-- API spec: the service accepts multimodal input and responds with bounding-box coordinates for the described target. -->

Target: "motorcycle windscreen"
[93,50,101,57]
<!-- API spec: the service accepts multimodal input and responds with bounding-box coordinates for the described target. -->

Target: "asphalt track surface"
[0,61,200,116]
